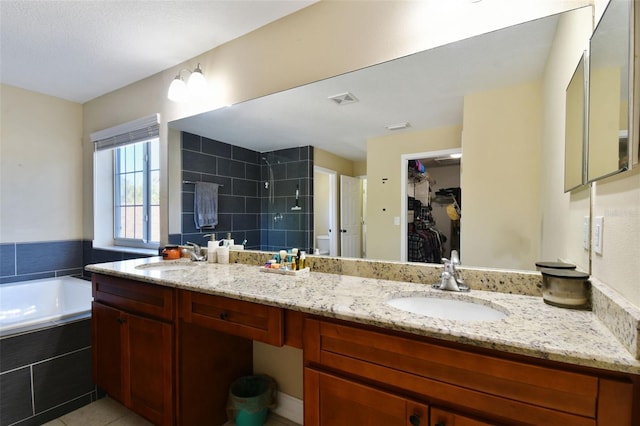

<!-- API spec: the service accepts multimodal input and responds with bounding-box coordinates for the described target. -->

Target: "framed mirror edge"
[586,0,636,184]
[564,48,589,193]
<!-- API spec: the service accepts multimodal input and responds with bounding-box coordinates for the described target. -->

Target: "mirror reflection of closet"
[407,152,461,264]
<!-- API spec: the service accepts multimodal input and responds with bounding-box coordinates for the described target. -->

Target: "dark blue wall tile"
[0,244,15,277]
[219,195,246,213]
[202,137,232,158]
[246,197,260,214]
[182,132,201,151]
[276,147,301,162]
[246,163,260,181]
[0,272,55,285]
[182,191,195,213]
[232,145,260,164]
[0,367,32,425]
[233,214,259,231]
[33,348,93,413]
[16,241,82,275]
[286,230,308,250]
[234,179,258,197]
[217,158,246,179]
[183,150,216,174]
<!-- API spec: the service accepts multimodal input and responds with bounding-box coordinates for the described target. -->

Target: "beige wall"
[462,81,542,270]
[592,168,640,307]
[314,147,353,176]
[540,6,593,273]
[588,66,622,180]
[0,84,83,243]
[366,125,462,261]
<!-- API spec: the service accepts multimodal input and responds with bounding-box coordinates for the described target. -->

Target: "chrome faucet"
[184,242,205,261]
[435,250,469,292]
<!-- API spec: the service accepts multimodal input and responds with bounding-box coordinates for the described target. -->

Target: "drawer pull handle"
[219,312,228,320]
[434,422,445,426]
[117,317,126,324]
[409,414,421,425]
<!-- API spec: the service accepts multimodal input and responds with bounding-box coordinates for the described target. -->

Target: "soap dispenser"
[203,234,219,263]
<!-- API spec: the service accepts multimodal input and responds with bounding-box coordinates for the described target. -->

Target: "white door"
[340,175,362,258]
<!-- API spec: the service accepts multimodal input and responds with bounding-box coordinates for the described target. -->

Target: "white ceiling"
[0,0,317,103]
[169,12,563,161]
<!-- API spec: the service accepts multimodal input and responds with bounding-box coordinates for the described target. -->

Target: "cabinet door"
[125,312,174,426]
[305,368,428,426]
[92,302,124,402]
[431,407,494,426]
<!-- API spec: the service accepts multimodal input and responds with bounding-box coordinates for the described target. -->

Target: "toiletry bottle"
[299,251,306,269]
[204,234,218,263]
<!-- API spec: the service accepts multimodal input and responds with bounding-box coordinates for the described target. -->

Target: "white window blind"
[90,113,160,151]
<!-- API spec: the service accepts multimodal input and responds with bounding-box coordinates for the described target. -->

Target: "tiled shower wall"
[175,132,314,252]
[261,147,314,252]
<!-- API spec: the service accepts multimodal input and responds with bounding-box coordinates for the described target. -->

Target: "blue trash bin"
[227,375,276,426]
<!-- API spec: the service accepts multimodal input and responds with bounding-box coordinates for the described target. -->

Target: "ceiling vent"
[328,92,358,106]
[385,122,410,131]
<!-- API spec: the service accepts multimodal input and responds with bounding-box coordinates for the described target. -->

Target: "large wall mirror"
[588,0,634,181]
[168,8,591,273]
[565,51,588,192]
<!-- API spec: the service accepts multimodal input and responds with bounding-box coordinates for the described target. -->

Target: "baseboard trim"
[273,392,303,424]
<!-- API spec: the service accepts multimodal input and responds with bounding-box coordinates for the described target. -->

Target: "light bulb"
[187,64,207,97]
[168,76,188,102]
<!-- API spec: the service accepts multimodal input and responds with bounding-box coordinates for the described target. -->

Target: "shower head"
[262,157,272,167]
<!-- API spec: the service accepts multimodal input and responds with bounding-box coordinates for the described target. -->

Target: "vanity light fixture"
[167,63,207,102]
[450,153,462,159]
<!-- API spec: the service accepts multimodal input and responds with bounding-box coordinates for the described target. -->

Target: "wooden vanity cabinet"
[92,274,175,426]
[180,290,284,346]
[429,407,494,426]
[303,317,637,426]
[305,368,429,426]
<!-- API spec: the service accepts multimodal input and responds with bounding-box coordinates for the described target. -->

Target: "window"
[91,114,160,251]
[113,139,160,247]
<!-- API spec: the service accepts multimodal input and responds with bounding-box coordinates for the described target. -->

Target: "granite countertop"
[86,256,640,375]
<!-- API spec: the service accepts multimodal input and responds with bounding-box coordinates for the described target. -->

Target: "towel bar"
[182,180,224,187]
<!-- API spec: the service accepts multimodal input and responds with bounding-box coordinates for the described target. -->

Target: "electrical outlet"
[583,216,589,250]
[394,216,400,226]
[594,216,604,255]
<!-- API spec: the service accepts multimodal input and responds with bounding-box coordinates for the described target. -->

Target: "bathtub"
[0,275,96,425]
[0,275,92,335]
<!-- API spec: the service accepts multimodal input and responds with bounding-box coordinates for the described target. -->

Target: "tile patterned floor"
[42,396,297,426]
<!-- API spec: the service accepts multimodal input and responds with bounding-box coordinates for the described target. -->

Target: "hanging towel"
[194,182,219,229]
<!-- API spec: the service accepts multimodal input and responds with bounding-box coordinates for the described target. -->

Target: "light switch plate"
[594,216,604,255]
[394,216,400,226]
[583,216,589,250]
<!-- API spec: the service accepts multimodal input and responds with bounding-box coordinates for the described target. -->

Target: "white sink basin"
[387,295,507,321]
[135,260,198,271]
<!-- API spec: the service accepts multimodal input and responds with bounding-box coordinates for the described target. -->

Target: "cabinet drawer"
[305,318,600,426]
[181,290,283,346]
[92,274,174,321]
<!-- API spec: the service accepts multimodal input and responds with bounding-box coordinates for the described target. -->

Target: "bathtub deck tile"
[33,348,94,413]
[0,319,91,372]
[0,366,32,425]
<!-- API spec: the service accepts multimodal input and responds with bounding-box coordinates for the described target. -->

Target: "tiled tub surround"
[0,319,97,426]
[0,240,153,284]
[178,132,313,251]
[0,240,84,284]
[86,255,640,374]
